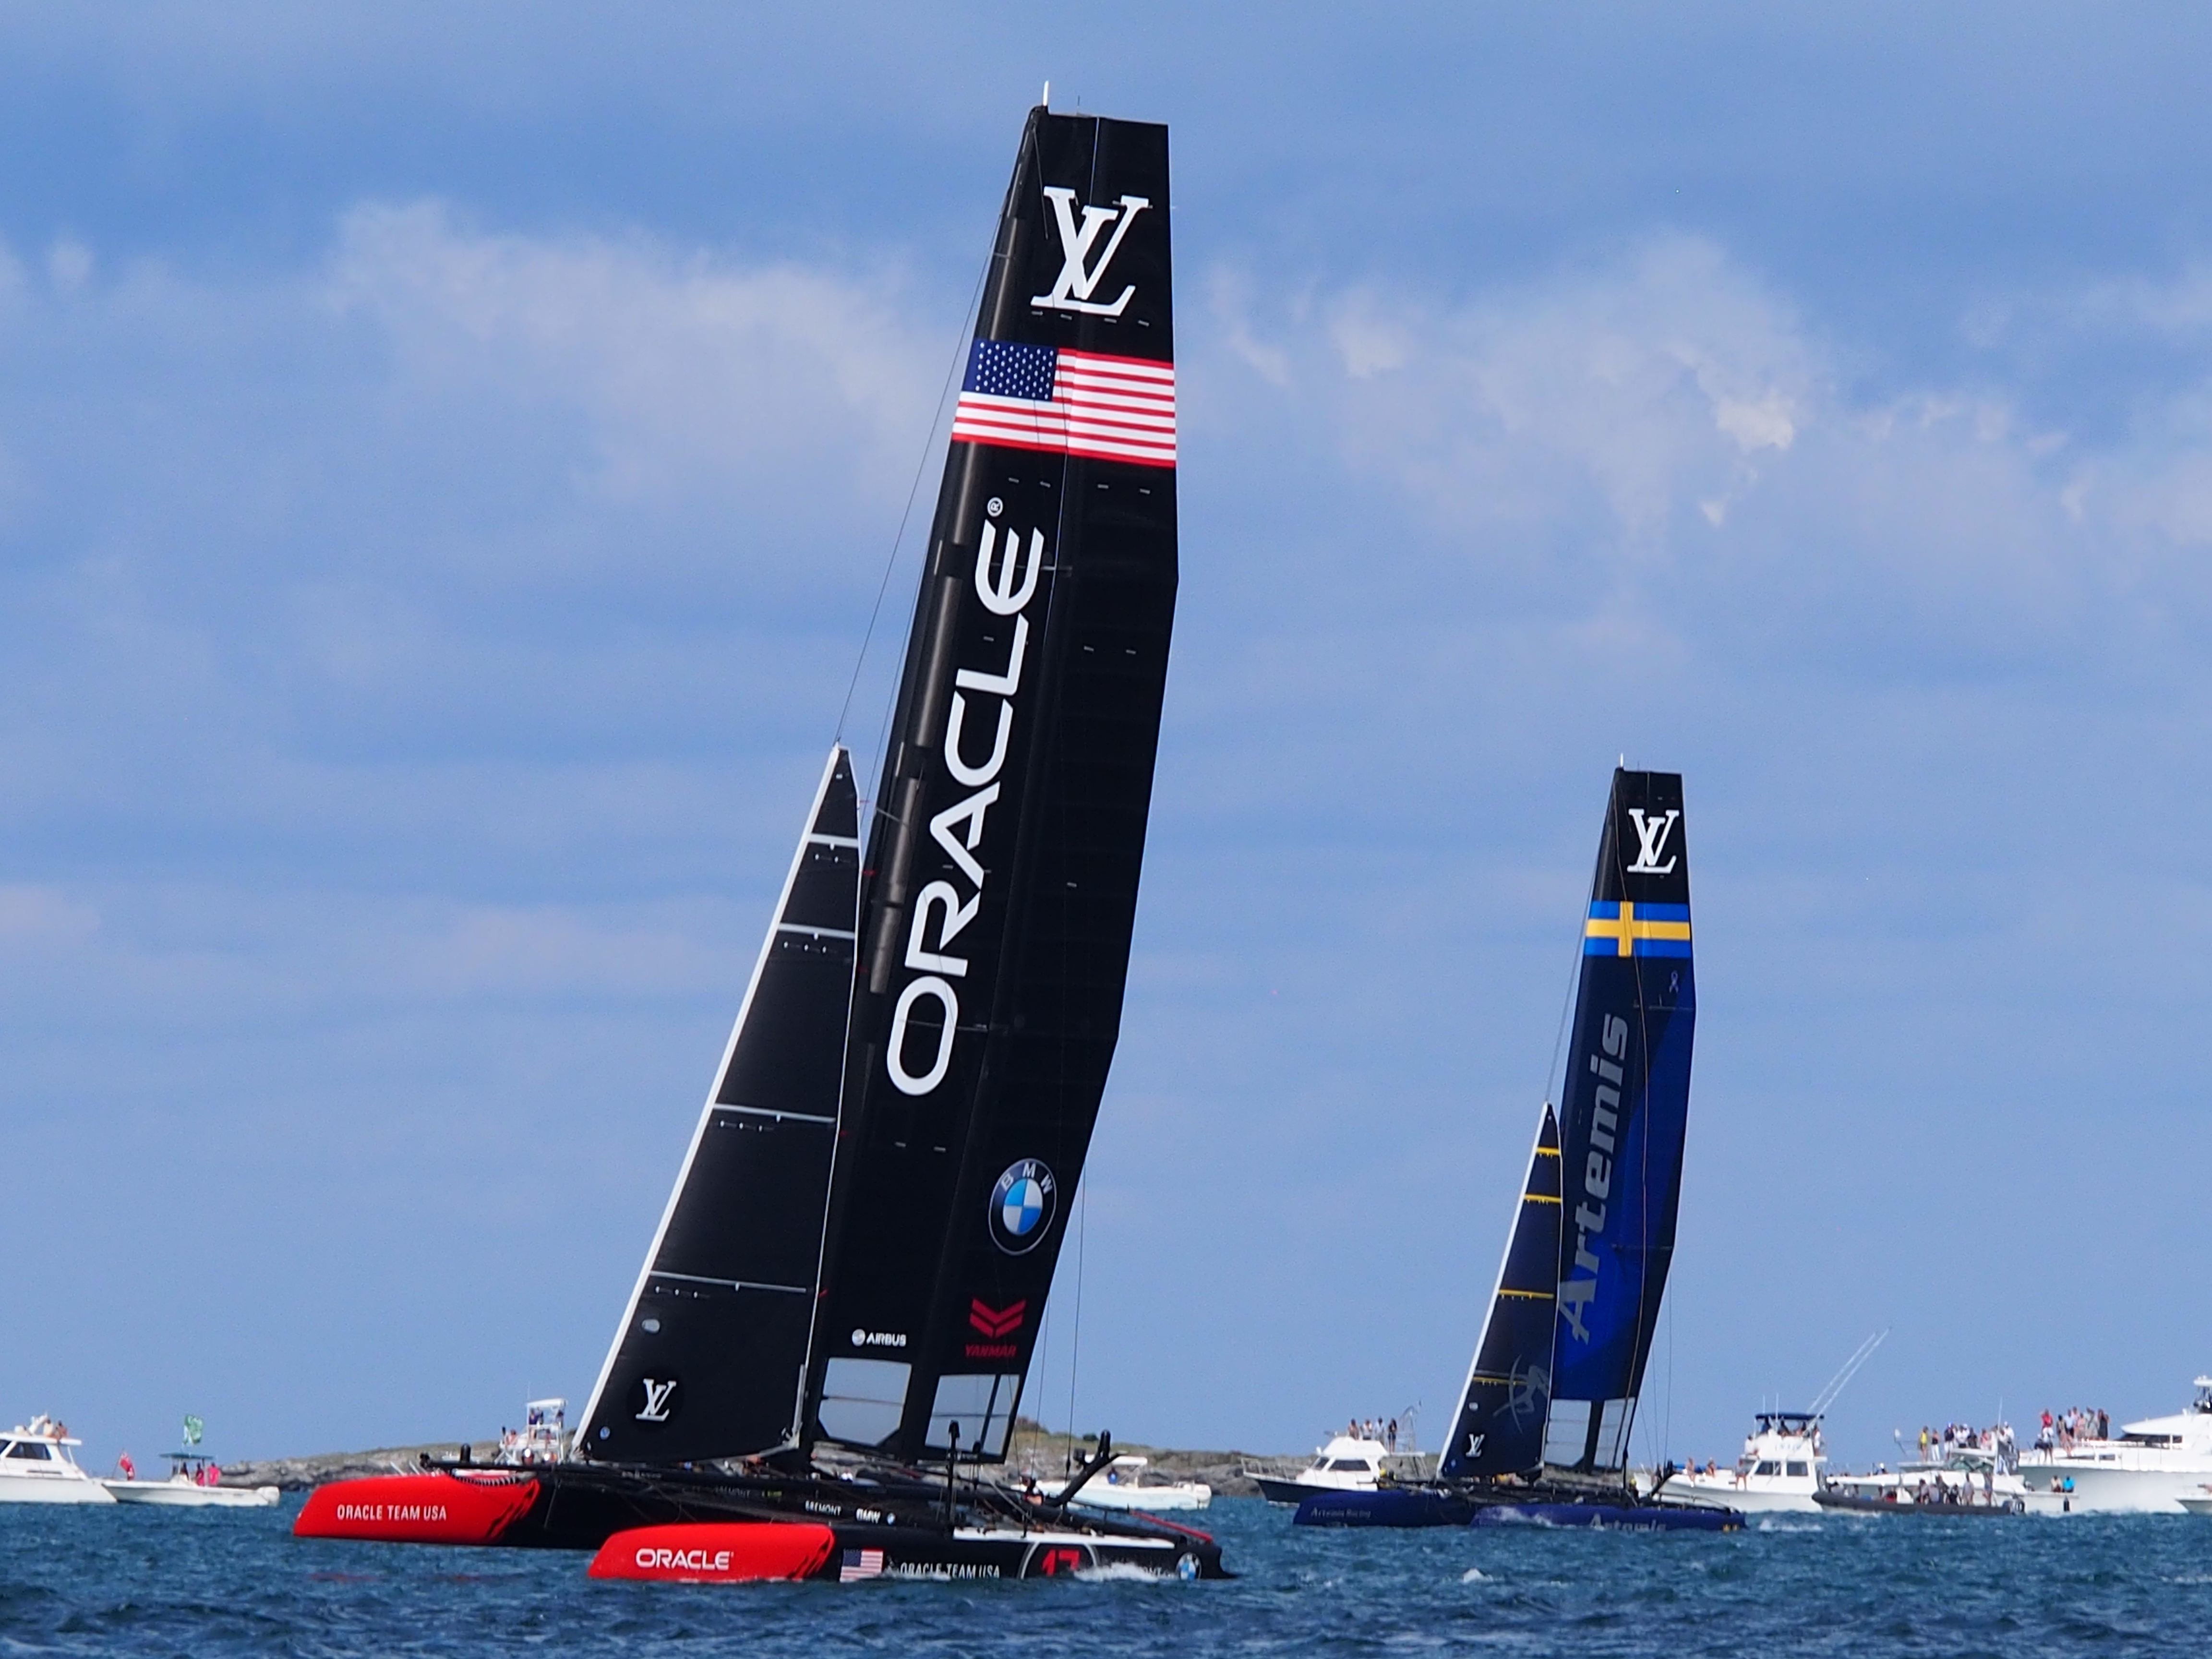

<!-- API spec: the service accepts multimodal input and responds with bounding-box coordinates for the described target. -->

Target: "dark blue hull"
[1292,1489,1476,1528]
[1471,1501,1742,1532]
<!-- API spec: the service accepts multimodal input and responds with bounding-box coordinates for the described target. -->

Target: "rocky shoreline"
[223,1432,1439,1497]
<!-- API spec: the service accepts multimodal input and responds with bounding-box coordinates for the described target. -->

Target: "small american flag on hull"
[839,1547,885,1583]
[950,339,1176,468]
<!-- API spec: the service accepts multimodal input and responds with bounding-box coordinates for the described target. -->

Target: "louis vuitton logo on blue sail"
[1626,807,1680,874]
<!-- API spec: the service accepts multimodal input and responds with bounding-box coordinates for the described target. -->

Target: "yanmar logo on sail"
[966,1297,1025,1358]
[885,499,1046,1100]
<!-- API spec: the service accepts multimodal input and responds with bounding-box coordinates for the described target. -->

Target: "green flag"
[182,1414,203,1446]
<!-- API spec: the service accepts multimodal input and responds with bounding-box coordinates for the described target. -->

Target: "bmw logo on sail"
[988,1159,1057,1255]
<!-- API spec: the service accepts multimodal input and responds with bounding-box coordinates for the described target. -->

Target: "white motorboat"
[1664,1332,1887,1515]
[0,1416,115,1504]
[104,1451,279,1508]
[1815,1437,2029,1516]
[1249,1434,1393,1505]
[1035,1455,1211,1512]
[493,1398,568,1466]
[1668,1411,1826,1513]
[2017,1378,2212,1514]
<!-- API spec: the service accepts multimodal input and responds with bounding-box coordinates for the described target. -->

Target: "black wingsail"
[574,747,859,1464]
[1439,1104,1561,1480]
[806,108,1177,1466]
[1541,769,1696,1475]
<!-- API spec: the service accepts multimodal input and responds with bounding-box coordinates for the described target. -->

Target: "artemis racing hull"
[293,1463,1226,1579]
[1291,1483,1743,1531]
[1291,1488,1477,1528]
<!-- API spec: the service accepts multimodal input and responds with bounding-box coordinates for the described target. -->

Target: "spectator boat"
[1249,1434,1393,1504]
[2014,1380,2212,1514]
[1036,1455,1210,1512]
[105,1451,279,1508]
[0,1416,114,1504]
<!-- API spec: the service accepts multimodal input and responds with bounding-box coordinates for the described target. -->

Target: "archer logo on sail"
[1626,808,1680,875]
[634,1378,679,1423]
[885,499,1047,1099]
[1031,186,1148,316]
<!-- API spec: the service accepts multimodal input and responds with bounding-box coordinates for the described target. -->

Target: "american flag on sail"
[950,339,1176,468]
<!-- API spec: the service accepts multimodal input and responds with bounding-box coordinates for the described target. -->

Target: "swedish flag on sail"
[1583,900,1691,958]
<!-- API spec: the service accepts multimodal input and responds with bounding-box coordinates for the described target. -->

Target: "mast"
[1439,1103,1561,1480]
[1540,768,1695,1477]
[574,747,859,1463]
[805,107,1177,1467]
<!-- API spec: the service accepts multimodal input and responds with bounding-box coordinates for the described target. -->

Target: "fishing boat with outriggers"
[1294,771,1740,1533]
[296,99,1219,1584]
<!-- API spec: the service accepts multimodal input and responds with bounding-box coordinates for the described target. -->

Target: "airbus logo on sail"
[1558,1015,1629,1344]
[886,498,1045,1099]
[1626,808,1680,875]
[1031,186,1149,317]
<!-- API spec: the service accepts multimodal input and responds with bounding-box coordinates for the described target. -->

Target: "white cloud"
[326,201,941,507]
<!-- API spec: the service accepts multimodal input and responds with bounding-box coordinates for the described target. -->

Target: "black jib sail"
[805,108,1177,1467]
[1438,1103,1561,1480]
[1542,769,1695,1474]
[574,747,859,1464]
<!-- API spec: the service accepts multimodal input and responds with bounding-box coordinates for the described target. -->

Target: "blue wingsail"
[1542,769,1695,1474]
[1439,1103,1561,1480]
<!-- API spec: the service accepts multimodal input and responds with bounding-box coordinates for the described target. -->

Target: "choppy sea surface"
[5,1495,2212,1656]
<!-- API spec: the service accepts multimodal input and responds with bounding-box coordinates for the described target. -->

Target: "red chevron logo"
[969,1298,1026,1339]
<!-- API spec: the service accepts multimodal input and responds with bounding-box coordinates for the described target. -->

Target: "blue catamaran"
[1297,768,1738,1532]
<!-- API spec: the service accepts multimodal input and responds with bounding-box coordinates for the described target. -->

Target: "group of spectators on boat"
[2034,1406,2109,1450]
[1913,1420,2016,1470]
[1345,1417,1400,1452]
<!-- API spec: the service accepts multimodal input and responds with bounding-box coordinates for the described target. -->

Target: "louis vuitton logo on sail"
[1031,186,1148,317]
[1626,808,1680,875]
[634,1378,678,1423]
[886,501,1045,1097]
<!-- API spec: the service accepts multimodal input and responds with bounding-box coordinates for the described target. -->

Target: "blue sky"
[6,4,2212,1470]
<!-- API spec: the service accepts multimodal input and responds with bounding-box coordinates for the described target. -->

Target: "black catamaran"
[297,103,1221,1582]
[1295,769,1735,1531]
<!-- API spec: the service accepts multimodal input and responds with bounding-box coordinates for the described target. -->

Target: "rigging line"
[1543,789,1610,1106]
[1065,1173,1089,1453]
[834,251,993,746]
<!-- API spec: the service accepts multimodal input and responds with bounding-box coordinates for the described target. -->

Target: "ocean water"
[3,1495,2209,1655]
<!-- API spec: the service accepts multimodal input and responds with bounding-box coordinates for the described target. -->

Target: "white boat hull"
[1045,1481,1211,1512]
[2017,1461,2212,1515]
[1665,1473,1820,1513]
[103,1479,280,1508]
[0,1473,116,1504]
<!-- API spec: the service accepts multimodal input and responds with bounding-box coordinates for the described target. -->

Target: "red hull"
[588,1522,838,1583]
[293,1471,540,1545]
